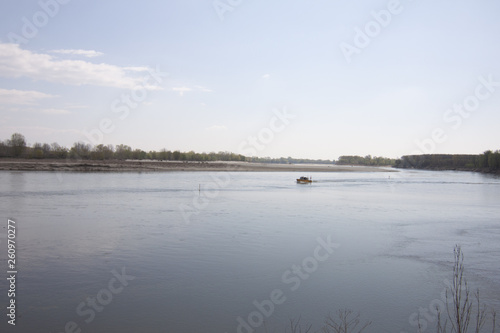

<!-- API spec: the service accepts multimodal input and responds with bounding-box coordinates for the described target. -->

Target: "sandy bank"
[0,159,397,173]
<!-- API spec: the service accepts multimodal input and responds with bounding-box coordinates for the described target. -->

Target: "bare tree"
[322,309,371,333]
[285,317,313,333]
[437,245,490,333]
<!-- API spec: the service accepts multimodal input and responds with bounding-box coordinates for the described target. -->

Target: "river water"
[0,169,499,332]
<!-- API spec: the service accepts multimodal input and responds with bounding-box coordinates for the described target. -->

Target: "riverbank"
[394,154,500,176]
[394,166,500,175]
[0,159,397,172]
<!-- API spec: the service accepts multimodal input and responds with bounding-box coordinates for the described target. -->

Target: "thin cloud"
[65,104,88,110]
[50,49,104,58]
[124,66,150,72]
[172,85,212,96]
[41,108,71,115]
[0,43,159,90]
[0,88,56,105]
[172,86,192,96]
[262,74,271,79]
[206,125,227,131]
[194,85,213,92]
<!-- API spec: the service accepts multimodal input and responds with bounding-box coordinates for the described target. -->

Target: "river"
[0,169,499,332]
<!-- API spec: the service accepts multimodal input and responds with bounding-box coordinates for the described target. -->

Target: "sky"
[0,0,499,160]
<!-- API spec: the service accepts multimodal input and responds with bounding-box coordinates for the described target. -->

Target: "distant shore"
[0,159,397,173]
[394,165,500,175]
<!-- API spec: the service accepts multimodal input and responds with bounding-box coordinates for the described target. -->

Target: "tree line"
[394,151,500,171]
[247,156,333,164]
[0,133,333,164]
[7,132,496,170]
[335,155,396,166]
[0,133,248,162]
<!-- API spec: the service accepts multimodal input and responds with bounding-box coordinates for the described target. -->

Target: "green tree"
[487,150,500,169]
[70,142,91,159]
[8,133,26,157]
[172,150,181,160]
[114,144,132,160]
[50,143,68,159]
[478,150,492,168]
[42,143,51,157]
[165,150,173,160]
[0,140,9,157]
[31,142,44,159]
[91,144,114,160]
[157,149,169,160]
[148,150,157,160]
[131,149,146,160]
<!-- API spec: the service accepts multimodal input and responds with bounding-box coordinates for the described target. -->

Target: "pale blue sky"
[1,0,499,159]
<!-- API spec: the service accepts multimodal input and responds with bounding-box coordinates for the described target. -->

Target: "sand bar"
[0,159,397,172]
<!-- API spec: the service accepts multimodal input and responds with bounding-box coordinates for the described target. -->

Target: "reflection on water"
[0,170,499,332]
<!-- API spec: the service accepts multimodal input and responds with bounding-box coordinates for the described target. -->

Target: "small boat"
[296,176,312,184]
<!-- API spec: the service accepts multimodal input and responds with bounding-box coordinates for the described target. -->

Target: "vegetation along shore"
[395,152,500,175]
[1,133,498,174]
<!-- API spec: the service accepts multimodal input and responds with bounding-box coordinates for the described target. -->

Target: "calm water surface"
[0,169,499,332]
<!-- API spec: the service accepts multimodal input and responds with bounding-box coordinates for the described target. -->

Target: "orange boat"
[296,176,312,184]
